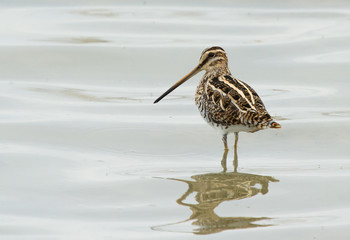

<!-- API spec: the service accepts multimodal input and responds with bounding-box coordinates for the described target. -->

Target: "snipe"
[154,46,281,164]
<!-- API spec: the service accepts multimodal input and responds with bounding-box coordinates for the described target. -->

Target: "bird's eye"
[208,52,214,57]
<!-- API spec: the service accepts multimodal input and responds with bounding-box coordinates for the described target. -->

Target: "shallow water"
[1,1,350,239]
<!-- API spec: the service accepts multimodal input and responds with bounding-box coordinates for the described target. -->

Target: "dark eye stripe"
[201,46,225,55]
[199,54,212,67]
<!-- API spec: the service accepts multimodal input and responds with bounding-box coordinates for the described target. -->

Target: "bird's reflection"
[152,151,279,235]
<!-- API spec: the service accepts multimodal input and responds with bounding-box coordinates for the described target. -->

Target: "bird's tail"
[268,121,281,129]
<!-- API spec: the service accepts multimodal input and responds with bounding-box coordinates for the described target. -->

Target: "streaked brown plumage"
[154,46,281,166]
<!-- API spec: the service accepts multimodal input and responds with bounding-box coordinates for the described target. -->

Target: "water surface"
[0,1,350,239]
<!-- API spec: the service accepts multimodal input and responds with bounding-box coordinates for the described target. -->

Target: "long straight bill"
[153,65,201,104]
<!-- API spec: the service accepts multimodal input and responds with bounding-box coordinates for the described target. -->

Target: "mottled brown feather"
[196,74,273,129]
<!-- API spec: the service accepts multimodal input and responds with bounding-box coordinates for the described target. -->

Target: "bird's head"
[154,46,228,104]
[198,46,228,71]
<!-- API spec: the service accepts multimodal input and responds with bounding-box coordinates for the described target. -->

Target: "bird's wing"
[205,75,271,126]
[206,75,268,113]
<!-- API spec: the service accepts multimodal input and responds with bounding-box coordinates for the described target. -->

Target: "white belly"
[203,115,261,134]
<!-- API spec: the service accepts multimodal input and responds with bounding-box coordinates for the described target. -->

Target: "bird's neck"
[204,65,231,78]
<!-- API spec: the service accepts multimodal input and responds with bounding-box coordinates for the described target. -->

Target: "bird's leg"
[221,149,228,172]
[222,133,228,151]
[233,132,239,173]
[222,133,229,151]
[221,133,229,172]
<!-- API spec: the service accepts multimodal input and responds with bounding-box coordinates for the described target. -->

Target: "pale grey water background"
[1,0,350,239]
